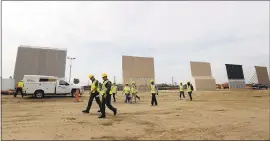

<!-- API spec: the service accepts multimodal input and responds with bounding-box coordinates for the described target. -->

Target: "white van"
[23,75,84,99]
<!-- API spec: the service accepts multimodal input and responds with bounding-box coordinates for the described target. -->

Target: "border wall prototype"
[190,61,216,91]
[255,66,270,85]
[122,55,155,92]
[14,45,67,85]
[225,64,246,89]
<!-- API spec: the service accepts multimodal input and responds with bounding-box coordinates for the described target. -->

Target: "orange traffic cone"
[75,89,79,102]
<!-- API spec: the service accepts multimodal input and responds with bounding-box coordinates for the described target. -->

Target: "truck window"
[59,80,66,85]
[40,78,49,82]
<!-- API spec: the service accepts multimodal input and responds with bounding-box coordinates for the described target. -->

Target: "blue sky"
[2,1,269,85]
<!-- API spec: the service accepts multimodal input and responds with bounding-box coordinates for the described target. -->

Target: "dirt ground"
[1,90,269,140]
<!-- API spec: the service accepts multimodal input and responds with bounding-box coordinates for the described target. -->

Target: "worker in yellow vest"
[111,83,118,102]
[131,81,137,103]
[150,79,158,106]
[14,80,24,97]
[179,82,185,100]
[123,83,131,103]
[82,74,102,114]
[187,82,193,101]
[99,73,117,118]
[133,82,141,101]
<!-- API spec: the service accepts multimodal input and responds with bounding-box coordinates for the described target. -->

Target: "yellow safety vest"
[151,84,156,94]
[112,85,117,93]
[187,85,192,92]
[91,80,100,93]
[17,81,24,88]
[131,85,137,94]
[179,85,184,92]
[123,86,130,94]
[100,80,112,96]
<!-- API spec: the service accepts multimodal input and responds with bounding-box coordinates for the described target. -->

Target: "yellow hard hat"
[88,74,93,78]
[102,73,107,77]
[132,81,135,84]
[150,79,154,82]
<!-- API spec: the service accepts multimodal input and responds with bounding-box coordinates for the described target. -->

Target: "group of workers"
[14,73,193,119]
[122,82,140,104]
[82,73,117,118]
[179,82,194,101]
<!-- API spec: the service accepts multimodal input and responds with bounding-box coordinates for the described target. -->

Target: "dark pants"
[85,92,101,111]
[101,94,117,117]
[125,93,131,103]
[14,88,23,97]
[188,92,192,101]
[180,91,185,98]
[113,93,116,102]
[151,93,158,106]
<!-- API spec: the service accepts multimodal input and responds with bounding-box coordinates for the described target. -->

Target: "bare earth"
[1,90,269,140]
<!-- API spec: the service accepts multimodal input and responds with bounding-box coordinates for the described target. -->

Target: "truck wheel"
[35,90,44,99]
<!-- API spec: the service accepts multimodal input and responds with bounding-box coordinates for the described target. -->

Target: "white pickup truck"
[23,75,84,99]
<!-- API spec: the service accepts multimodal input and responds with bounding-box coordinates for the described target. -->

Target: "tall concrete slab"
[13,45,67,85]
[225,64,246,89]
[190,61,216,91]
[122,55,155,92]
[255,66,270,85]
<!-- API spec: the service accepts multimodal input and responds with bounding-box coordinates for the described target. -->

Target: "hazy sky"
[2,1,269,85]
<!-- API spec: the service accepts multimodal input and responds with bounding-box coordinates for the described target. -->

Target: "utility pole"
[114,76,116,83]
[172,77,174,86]
[67,57,76,83]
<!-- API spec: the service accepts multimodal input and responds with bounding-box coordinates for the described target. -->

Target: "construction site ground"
[1,90,269,140]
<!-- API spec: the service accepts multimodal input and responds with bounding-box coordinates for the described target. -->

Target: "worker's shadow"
[26,95,77,99]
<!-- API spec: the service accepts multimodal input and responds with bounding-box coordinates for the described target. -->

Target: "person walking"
[123,83,131,103]
[179,82,185,100]
[111,83,118,102]
[133,82,140,101]
[14,80,24,97]
[99,73,117,118]
[82,74,102,114]
[187,82,193,101]
[150,79,158,106]
[131,82,138,103]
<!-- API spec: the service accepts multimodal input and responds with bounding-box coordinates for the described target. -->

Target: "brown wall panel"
[122,56,155,92]
[190,61,212,76]
[190,61,216,91]
[193,77,216,91]
[255,66,270,85]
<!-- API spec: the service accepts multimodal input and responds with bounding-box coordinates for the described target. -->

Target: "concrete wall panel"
[190,61,212,76]
[255,66,270,85]
[192,77,216,91]
[190,61,216,91]
[122,56,155,92]
[14,46,67,85]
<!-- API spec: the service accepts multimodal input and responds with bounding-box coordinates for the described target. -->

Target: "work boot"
[114,108,117,116]
[82,110,89,113]
[97,110,101,112]
[98,115,106,118]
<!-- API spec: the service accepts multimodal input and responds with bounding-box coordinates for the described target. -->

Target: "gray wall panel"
[14,46,67,85]
[228,79,246,89]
